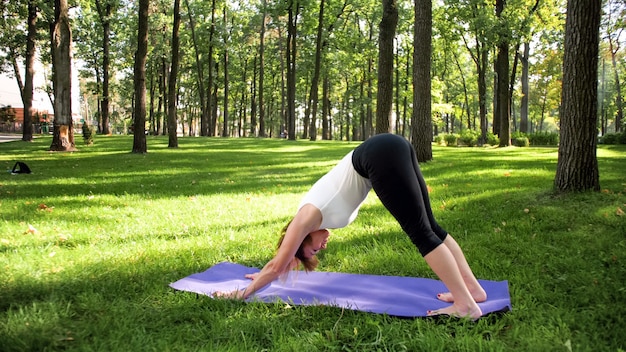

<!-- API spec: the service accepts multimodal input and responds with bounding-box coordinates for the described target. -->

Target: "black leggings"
[352,133,448,256]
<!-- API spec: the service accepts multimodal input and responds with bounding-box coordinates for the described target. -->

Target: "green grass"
[0,135,624,351]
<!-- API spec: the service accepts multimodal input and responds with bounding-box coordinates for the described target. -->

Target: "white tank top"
[298,151,372,229]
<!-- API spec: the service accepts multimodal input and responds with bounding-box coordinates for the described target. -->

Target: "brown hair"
[277,220,319,272]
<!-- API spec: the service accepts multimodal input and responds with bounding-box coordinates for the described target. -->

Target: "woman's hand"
[213,289,246,300]
[244,272,259,280]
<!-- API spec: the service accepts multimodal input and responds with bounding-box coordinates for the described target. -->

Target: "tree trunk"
[520,42,530,133]
[49,0,76,152]
[95,0,112,135]
[167,0,181,147]
[495,0,511,146]
[554,0,601,192]
[185,0,208,138]
[411,0,432,162]
[205,0,217,136]
[375,0,398,134]
[22,0,37,142]
[222,6,229,138]
[132,0,149,153]
[286,0,298,140]
[257,0,267,137]
[306,0,326,141]
[608,37,623,132]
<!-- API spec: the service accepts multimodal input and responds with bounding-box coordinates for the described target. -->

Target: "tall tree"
[554,0,601,192]
[411,0,432,161]
[185,0,208,138]
[494,0,510,146]
[132,0,149,153]
[306,0,326,141]
[376,0,398,134]
[49,0,76,151]
[222,4,229,137]
[94,0,114,135]
[604,0,624,132]
[21,0,37,142]
[256,0,267,137]
[286,0,298,140]
[167,0,181,147]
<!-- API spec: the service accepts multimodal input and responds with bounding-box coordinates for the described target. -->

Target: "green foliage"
[443,133,459,146]
[82,123,95,145]
[511,131,529,147]
[599,132,626,145]
[0,106,17,123]
[459,129,479,147]
[528,131,559,146]
[0,132,625,351]
[486,132,500,146]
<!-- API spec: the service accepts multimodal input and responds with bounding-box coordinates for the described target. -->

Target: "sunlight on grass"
[0,136,624,351]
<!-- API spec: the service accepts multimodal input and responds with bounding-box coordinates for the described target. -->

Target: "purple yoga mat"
[170,262,511,318]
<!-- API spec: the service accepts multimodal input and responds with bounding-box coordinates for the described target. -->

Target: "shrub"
[459,130,479,147]
[513,136,530,147]
[433,134,445,146]
[529,131,559,146]
[486,132,500,146]
[598,132,626,145]
[82,123,95,146]
[444,133,459,147]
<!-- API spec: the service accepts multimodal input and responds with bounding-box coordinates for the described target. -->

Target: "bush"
[459,130,479,147]
[486,132,500,146]
[529,131,559,146]
[433,134,445,146]
[513,136,530,147]
[443,133,459,147]
[82,123,95,146]
[598,132,626,145]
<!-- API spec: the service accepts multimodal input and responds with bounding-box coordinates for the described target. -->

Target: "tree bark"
[411,0,432,161]
[185,0,208,138]
[167,0,181,147]
[286,0,298,140]
[49,0,76,152]
[257,0,267,137]
[95,0,112,135]
[495,0,511,146]
[554,0,601,192]
[520,42,530,133]
[132,0,149,153]
[375,0,398,134]
[22,0,37,142]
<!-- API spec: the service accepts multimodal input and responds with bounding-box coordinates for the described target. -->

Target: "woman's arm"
[216,204,323,299]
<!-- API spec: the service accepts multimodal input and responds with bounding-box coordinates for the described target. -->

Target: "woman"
[217,133,486,319]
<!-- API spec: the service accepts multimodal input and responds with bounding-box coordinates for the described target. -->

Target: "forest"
[1,0,623,145]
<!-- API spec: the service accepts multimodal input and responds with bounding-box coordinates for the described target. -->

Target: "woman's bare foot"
[427,302,483,320]
[437,285,487,303]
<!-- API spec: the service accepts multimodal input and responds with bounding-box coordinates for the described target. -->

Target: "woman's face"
[302,229,330,259]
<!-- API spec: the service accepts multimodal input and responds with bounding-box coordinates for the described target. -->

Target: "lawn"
[1,135,624,351]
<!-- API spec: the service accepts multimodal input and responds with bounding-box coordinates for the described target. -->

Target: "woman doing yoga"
[216,133,486,319]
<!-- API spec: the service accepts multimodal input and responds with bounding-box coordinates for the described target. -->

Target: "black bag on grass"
[12,161,31,174]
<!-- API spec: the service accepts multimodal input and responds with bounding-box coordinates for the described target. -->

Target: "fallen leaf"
[504,172,511,177]
[25,224,38,234]
[617,207,624,216]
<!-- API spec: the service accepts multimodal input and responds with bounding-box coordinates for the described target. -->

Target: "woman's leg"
[355,134,484,317]
[437,235,487,303]
[407,147,486,304]
[424,244,483,319]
